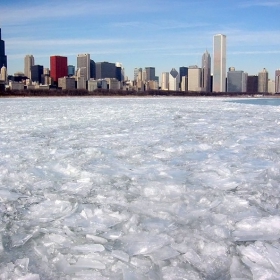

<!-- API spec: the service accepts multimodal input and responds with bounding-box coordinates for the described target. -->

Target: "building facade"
[145,67,156,81]
[31,65,43,84]
[201,50,211,92]
[179,67,188,90]
[161,72,169,90]
[213,34,226,92]
[169,68,179,91]
[275,70,280,93]
[50,56,68,83]
[258,68,268,93]
[227,69,247,92]
[95,62,116,79]
[77,54,90,81]
[188,66,202,92]
[0,28,7,69]
[68,65,75,76]
[58,77,75,90]
[247,76,258,93]
[24,55,35,79]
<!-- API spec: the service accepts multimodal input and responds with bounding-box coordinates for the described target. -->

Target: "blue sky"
[1,0,280,80]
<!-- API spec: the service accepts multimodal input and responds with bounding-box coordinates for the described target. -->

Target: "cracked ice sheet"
[1,97,280,279]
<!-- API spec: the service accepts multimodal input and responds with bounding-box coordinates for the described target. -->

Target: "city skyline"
[1,0,280,80]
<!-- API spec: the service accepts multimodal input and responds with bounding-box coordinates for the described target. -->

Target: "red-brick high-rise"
[50,56,68,83]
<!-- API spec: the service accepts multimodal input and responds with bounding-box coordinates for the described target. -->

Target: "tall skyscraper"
[90,60,96,79]
[68,65,75,76]
[213,34,226,92]
[179,67,188,90]
[247,76,258,93]
[24,55,34,79]
[258,68,268,93]
[161,72,169,90]
[275,70,280,93]
[0,28,7,69]
[169,68,179,91]
[77,54,90,81]
[145,67,156,81]
[50,56,68,83]
[31,65,43,84]
[201,50,211,92]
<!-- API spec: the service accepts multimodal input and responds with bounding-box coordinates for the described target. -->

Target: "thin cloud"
[240,0,280,7]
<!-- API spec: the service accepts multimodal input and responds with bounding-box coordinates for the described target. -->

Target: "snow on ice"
[0,97,280,279]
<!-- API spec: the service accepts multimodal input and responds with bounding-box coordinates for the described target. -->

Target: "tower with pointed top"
[201,50,211,92]
[0,28,7,69]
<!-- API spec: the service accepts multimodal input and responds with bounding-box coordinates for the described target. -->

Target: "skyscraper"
[258,68,268,93]
[31,65,43,84]
[201,50,211,92]
[161,72,169,90]
[179,67,188,90]
[0,28,7,69]
[77,54,90,81]
[95,62,116,79]
[50,56,68,83]
[169,68,179,91]
[24,55,35,79]
[188,66,202,92]
[213,34,226,92]
[247,76,258,93]
[275,70,280,93]
[145,67,156,81]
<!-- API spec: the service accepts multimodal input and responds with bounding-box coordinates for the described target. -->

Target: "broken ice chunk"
[112,250,129,262]
[147,246,180,263]
[72,244,105,253]
[86,234,108,244]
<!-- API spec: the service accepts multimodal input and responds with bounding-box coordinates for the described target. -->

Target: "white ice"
[0,97,280,279]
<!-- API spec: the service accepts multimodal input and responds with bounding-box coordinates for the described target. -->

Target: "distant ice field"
[0,97,280,279]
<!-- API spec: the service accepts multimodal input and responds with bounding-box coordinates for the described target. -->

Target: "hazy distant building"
[227,68,246,92]
[0,65,7,82]
[77,54,90,81]
[247,75,258,93]
[268,80,275,94]
[50,56,68,83]
[95,62,116,79]
[169,68,179,91]
[145,67,156,81]
[31,65,43,84]
[116,62,124,81]
[213,34,226,92]
[201,50,211,92]
[258,68,268,93]
[68,65,75,76]
[58,76,75,90]
[0,28,7,69]
[275,70,280,93]
[161,72,169,90]
[179,67,188,90]
[188,66,201,92]
[147,80,158,90]
[90,60,96,79]
[134,68,139,81]
[105,78,121,90]
[181,76,188,92]
[136,68,143,82]
[24,55,35,79]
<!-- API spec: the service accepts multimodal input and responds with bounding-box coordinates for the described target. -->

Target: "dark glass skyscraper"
[0,28,7,68]
[95,62,116,79]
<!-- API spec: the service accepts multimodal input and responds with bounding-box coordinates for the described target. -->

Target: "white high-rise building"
[188,66,202,92]
[258,68,268,93]
[161,72,169,90]
[24,55,34,79]
[169,68,179,91]
[213,34,226,92]
[0,65,7,82]
[77,54,90,81]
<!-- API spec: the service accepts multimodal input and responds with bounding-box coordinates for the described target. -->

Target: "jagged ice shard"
[0,97,280,279]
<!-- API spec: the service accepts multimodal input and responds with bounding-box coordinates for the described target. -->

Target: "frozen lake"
[0,97,280,279]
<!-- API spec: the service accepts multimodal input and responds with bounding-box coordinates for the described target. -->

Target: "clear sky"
[1,0,280,80]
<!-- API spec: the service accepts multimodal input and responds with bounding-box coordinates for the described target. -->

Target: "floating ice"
[1,97,280,278]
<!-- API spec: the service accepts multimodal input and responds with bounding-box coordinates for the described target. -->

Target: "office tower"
[213,34,226,92]
[50,56,68,83]
[58,77,76,90]
[169,68,179,91]
[227,68,247,92]
[275,70,280,93]
[179,67,188,90]
[115,66,122,82]
[247,76,258,93]
[181,76,188,91]
[90,60,95,79]
[161,72,169,90]
[116,62,124,81]
[258,68,268,93]
[68,65,75,76]
[77,54,90,81]
[44,68,50,75]
[24,55,34,79]
[188,66,202,91]
[0,65,7,82]
[95,62,116,79]
[0,28,7,69]
[145,67,156,81]
[268,80,275,94]
[136,68,142,82]
[134,68,139,81]
[31,65,43,84]
[201,50,211,92]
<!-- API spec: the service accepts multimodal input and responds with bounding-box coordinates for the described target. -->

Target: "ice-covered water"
[0,97,280,279]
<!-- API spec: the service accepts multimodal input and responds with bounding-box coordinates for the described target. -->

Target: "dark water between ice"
[228,98,280,106]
